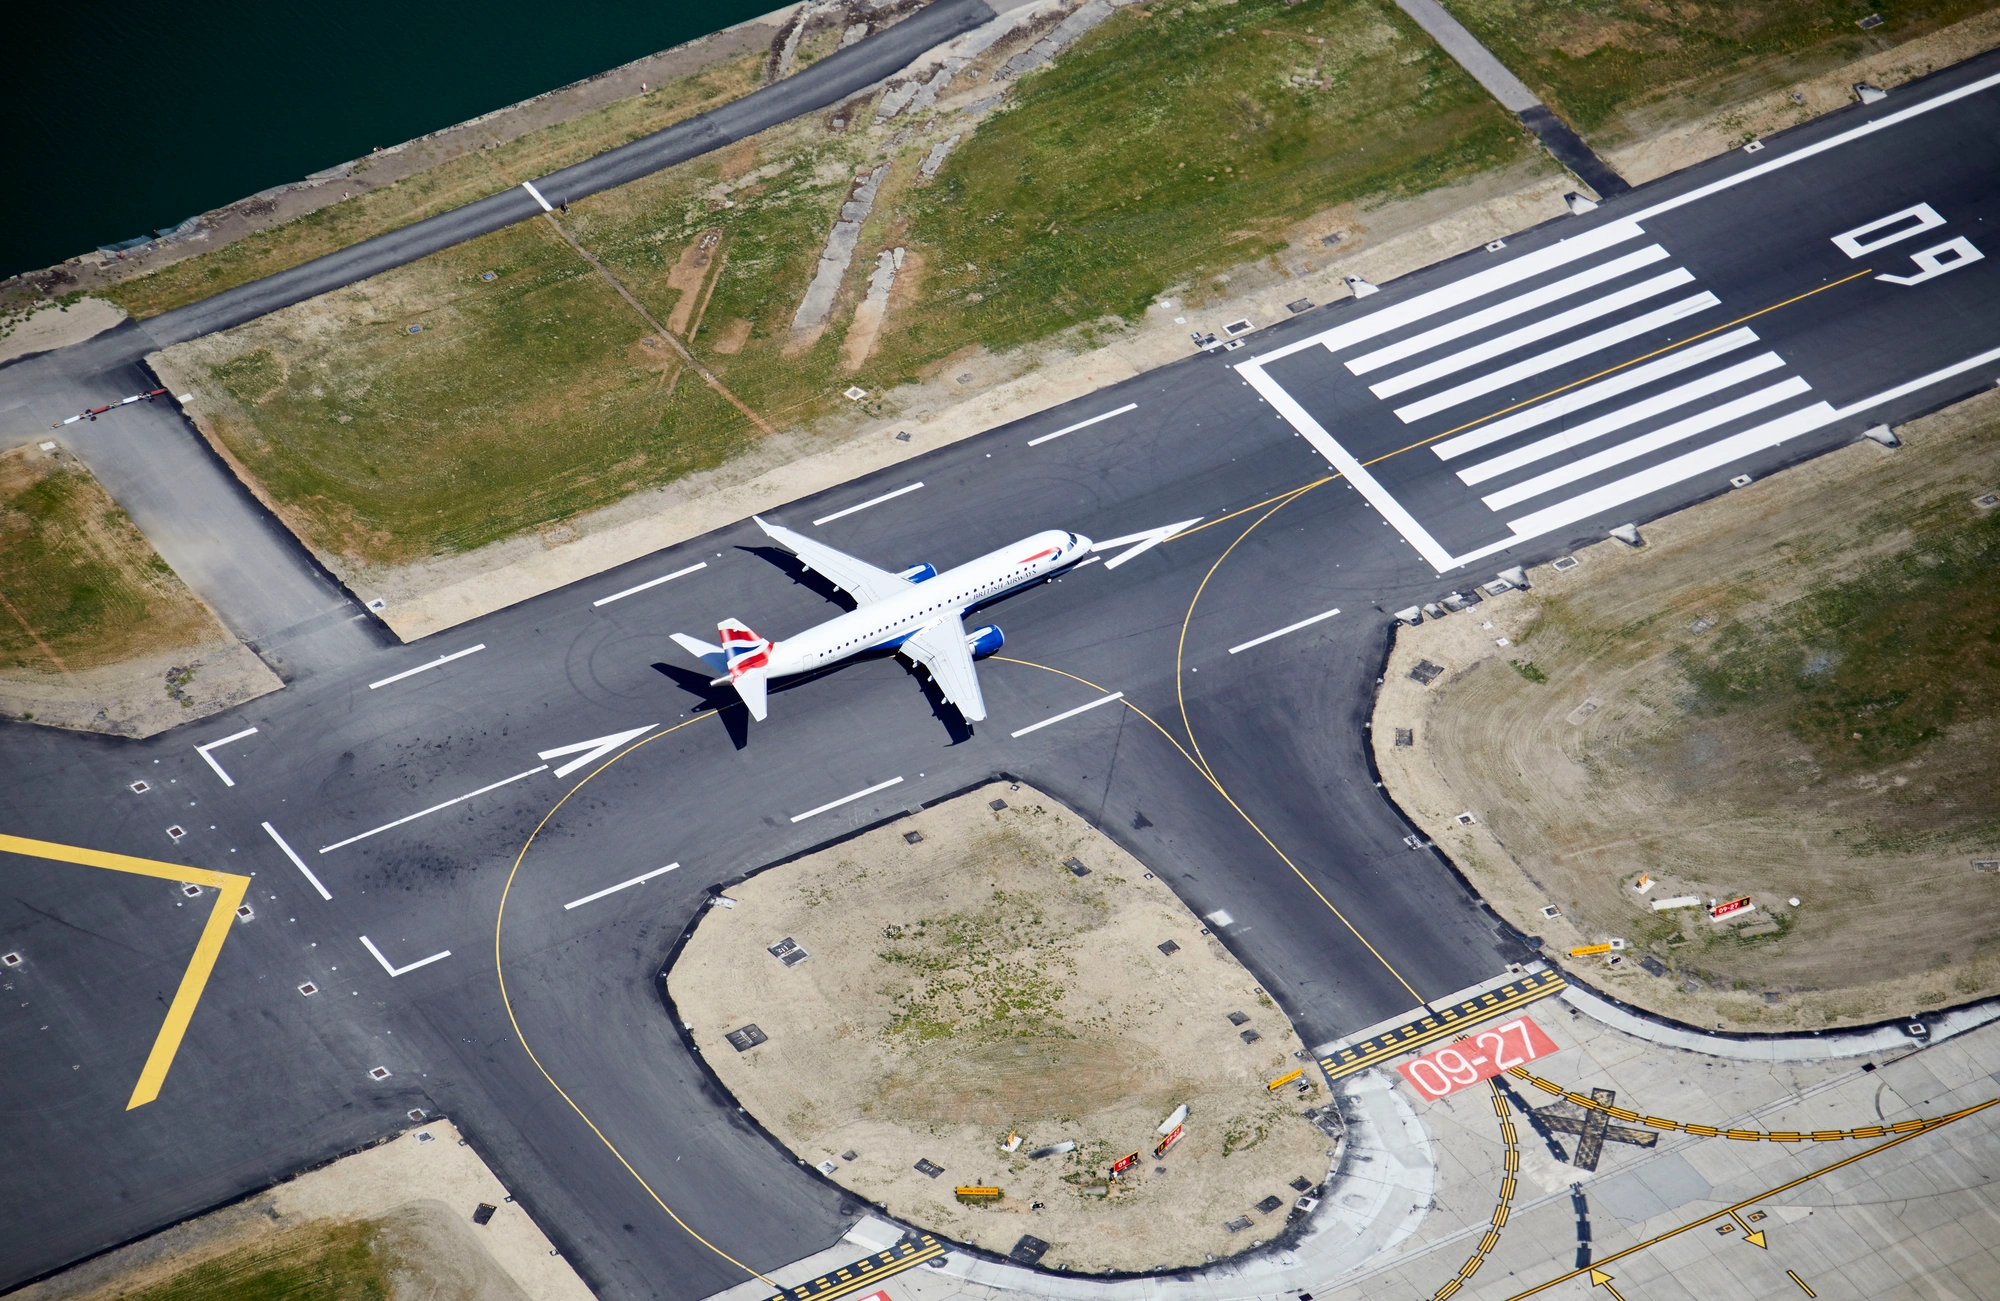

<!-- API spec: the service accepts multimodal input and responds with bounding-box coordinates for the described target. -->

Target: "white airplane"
[670,516,1092,723]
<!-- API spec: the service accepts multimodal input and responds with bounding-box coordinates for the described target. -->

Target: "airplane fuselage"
[765,528,1087,677]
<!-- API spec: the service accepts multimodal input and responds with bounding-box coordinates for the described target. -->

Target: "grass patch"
[169,0,1531,568]
[113,1219,390,1301]
[0,447,216,673]
[1673,497,2000,847]
[880,0,1529,366]
[1442,0,1999,137]
[100,55,763,320]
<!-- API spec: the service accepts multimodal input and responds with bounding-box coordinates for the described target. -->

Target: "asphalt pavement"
[3,46,1999,1301]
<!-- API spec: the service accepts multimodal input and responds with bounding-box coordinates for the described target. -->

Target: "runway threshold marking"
[262,821,331,900]
[0,832,250,1109]
[564,862,679,910]
[193,726,258,786]
[1011,691,1123,738]
[811,482,923,526]
[1501,1096,1998,1300]
[1318,968,1567,1082]
[359,934,451,977]
[790,776,904,823]
[1026,401,1137,446]
[368,643,485,690]
[319,764,548,852]
[1228,606,1339,654]
[763,1234,947,1301]
[592,562,706,607]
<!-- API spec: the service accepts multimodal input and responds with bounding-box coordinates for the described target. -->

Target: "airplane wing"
[897,616,987,722]
[754,516,910,606]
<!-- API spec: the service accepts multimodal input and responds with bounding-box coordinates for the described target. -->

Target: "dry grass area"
[1374,391,2000,1032]
[0,444,279,735]
[671,783,1334,1273]
[14,1121,589,1301]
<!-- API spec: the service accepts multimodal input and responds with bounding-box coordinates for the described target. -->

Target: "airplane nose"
[1072,534,1093,555]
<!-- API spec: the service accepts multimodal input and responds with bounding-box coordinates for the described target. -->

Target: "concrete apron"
[702,1069,1434,1301]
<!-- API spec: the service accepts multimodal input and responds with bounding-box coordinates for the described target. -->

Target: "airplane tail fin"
[716,618,773,721]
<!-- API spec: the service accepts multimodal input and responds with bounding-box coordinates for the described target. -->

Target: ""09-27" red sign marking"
[1394,1016,1560,1100]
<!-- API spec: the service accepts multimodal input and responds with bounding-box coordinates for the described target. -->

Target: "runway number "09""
[1831,202,1986,286]
[1395,1016,1561,1101]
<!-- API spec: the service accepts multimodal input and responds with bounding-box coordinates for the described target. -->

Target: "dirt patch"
[710,317,754,354]
[665,227,724,333]
[1374,388,2000,1033]
[12,1120,590,1301]
[0,297,127,366]
[671,783,1334,1274]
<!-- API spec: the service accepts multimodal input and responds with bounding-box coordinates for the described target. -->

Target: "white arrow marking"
[1093,518,1203,570]
[538,724,659,779]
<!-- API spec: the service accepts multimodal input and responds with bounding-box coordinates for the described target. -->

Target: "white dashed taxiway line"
[1229,607,1340,654]
[564,862,680,910]
[812,482,924,526]
[790,776,905,823]
[1011,692,1124,738]
[1026,402,1138,447]
[319,765,548,852]
[368,644,485,690]
[593,562,707,607]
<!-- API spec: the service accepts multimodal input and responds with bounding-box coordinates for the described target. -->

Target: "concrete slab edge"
[1559,980,2000,1061]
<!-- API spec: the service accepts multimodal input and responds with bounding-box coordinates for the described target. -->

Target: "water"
[3,0,778,279]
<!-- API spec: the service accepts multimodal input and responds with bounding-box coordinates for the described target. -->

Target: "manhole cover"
[1,952,21,968]
[1010,1234,1050,1265]
[904,830,924,844]
[1157,940,1180,956]
[1240,1029,1261,1044]
[1065,857,1090,876]
[129,781,150,794]
[1551,555,1580,572]
[989,798,1008,811]
[725,1024,768,1052]
[1290,1176,1314,1192]
[1256,1195,1285,1214]
[1394,728,1414,747]
[298,982,317,995]
[166,826,186,842]
[914,1158,945,1178]
[1408,660,1445,685]
[1286,298,1314,314]
[1227,1010,1250,1025]
[369,1066,391,1080]
[1224,1216,1253,1233]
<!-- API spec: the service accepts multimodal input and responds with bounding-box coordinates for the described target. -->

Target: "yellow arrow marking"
[1589,1269,1614,1285]
[0,832,250,1108]
[1743,1229,1768,1249]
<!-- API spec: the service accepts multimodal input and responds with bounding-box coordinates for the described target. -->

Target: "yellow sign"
[1268,1068,1305,1091]
[954,1186,1002,1199]
[1569,942,1614,958]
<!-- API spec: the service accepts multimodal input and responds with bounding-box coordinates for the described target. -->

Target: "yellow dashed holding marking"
[1318,969,1567,1082]
[765,1236,946,1301]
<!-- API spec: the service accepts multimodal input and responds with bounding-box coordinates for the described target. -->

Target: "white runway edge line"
[1010,692,1124,738]
[359,935,451,977]
[1026,402,1138,446]
[262,821,331,900]
[812,482,924,527]
[319,765,548,852]
[564,862,680,910]
[1228,607,1341,654]
[521,180,554,212]
[1433,329,1761,461]
[193,726,258,787]
[368,643,485,690]
[593,562,706,607]
[790,776,904,823]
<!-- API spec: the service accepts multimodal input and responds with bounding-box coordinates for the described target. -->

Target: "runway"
[2,47,1998,1301]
